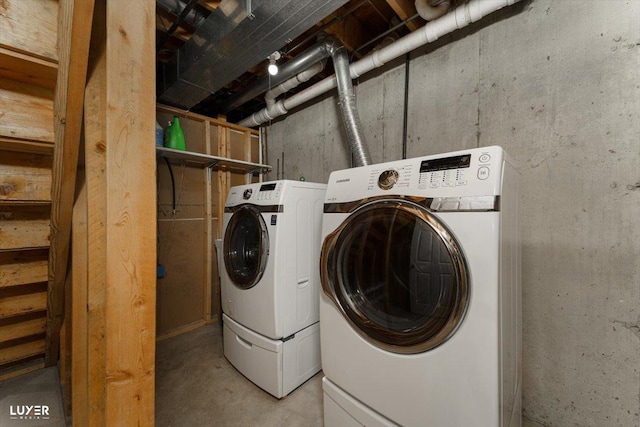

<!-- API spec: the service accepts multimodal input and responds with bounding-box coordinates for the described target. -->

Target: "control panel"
[325,146,504,202]
[256,181,283,201]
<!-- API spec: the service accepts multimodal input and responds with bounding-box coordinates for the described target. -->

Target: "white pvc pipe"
[238,0,521,128]
[415,0,451,21]
[265,61,326,109]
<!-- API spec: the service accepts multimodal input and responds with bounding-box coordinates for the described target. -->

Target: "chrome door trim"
[320,198,470,354]
[225,204,284,213]
[324,195,499,214]
[224,205,269,290]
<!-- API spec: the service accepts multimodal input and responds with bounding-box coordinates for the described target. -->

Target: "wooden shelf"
[156,146,271,174]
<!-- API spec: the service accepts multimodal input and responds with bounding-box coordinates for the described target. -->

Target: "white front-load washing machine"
[320,146,522,427]
[221,180,326,398]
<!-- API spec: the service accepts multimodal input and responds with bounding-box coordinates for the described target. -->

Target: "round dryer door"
[321,199,469,354]
[224,205,269,290]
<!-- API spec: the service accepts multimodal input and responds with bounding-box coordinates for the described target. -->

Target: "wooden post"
[46,0,95,367]
[74,0,156,424]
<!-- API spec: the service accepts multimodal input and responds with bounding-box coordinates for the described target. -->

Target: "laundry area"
[0,0,638,426]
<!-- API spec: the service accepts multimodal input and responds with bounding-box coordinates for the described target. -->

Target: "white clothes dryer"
[220,180,326,398]
[320,146,522,427]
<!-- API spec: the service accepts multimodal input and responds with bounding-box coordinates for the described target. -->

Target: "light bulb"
[268,62,278,76]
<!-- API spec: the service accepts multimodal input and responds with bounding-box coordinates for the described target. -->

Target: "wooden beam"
[0,205,50,251]
[0,284,48,320]
[45,0,96,367]
[105,0,156,418]
[0,0,59,62]
[0,358,45,382]
[0,47,58,90]
[386,0,421,31]
[320,13,368,54]
[71,174,89,426]
[0,314,47,343]
[197,0,221,12]
[79,0,157,424]
[0,136,54,155]
[0,152,53,202]
[0,250,49,288]
[0,77,54,143]
[0,339,46,365]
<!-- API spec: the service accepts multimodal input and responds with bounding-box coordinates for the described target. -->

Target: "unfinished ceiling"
[156,0,432,123]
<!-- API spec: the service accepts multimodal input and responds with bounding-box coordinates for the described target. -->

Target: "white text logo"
[9,405,50,420]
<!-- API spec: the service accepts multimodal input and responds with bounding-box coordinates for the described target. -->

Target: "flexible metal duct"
[238,0,523,132]
[238,37,372,167]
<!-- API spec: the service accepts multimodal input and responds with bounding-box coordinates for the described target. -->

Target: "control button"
[378,169,399,190]
[443,181,454,187]
[477,167,490,180]
[430,182,440,188]
[456,180,467,186]
[479,153,491,163]
[243,189,253,200]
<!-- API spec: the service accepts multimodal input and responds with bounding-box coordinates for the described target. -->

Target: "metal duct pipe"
[331,43,371,167]
[238,0,522,129]
[223,37,335,113]
[156,0,207,27]
[237,37,372,167]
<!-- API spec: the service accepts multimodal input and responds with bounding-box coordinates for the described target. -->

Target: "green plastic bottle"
[163,120,172,147]
[166,116,186,151]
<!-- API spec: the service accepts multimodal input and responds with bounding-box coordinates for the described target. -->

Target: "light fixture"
[267,51,281,76]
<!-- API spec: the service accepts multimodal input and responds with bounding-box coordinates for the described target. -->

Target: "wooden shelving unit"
[156,146,271,174]
[155,104,268,341]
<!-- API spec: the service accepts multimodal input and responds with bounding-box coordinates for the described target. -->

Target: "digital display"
[259,183,277,191]
[420,154,471,172]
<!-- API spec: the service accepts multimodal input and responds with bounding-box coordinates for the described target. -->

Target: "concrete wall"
[263,1,640,425]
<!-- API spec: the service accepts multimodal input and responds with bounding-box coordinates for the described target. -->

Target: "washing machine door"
[321,199,469,354]
[224,205,269,290]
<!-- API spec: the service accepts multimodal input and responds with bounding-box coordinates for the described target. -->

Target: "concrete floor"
[0,366,65,426]
[0,323,545,426]
[155,322,323,426]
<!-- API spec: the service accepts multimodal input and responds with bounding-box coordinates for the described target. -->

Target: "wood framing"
[66,0,157,424]
[45,0,96,367]
[385,0,422,31]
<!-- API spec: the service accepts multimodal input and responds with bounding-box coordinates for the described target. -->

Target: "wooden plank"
[320,12,368,53]
[0,205,50,250]
[386,0,421,31]
[46,0,96,368]
[204,124,212,321]
[155,320,207,342]
[197,1,221,12]
[0,339,46,365]
[59,271,73,421]
[0,283,48,319]
[0,314,47,343]
[72,173,89,427]
[0,47,58,90]
[0,136,54,155]
[83,2,107,422]
[0,249,48,288]
[0,358,44,381]
[0,0,59,62]
[0,151,52,202]
[157,220,205,335]
[157,104,259,135]
[103,0,156,423]
[0,77,54,143]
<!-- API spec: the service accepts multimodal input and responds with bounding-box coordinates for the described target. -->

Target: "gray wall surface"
[263,1,640,426]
